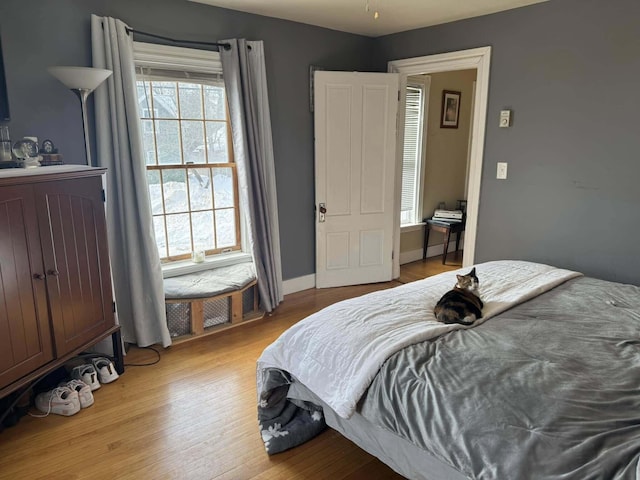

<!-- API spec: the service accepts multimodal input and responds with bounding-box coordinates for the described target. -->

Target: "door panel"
[325,85,352,216]
[315,71,399,288]
[0,185,53,387]
[35,176,114,356]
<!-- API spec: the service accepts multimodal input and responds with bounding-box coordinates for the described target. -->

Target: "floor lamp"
[48,66,112,167]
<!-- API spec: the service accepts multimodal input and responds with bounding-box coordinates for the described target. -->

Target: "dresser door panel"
[0,185,53,386]
[35,177,114,356]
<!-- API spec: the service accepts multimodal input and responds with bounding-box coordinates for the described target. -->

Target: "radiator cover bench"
[164,263,262,342]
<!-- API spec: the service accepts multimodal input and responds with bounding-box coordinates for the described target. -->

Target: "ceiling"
[188,0,549,37]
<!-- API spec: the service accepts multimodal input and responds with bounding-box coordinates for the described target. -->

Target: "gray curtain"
[90,15,172,347]
[221,39,283,312]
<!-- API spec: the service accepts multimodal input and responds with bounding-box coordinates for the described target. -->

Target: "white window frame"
[133,41,251,278]
[400,75,430,231]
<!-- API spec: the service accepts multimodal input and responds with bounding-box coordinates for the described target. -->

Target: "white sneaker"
[70,364,101,391]
[91,357,119,384]
[59,379,94,408]
[35,387,81,417]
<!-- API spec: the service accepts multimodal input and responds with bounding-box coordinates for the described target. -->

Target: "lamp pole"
[72,88,93,167]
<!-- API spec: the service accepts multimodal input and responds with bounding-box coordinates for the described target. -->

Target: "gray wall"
[0,0,375,281]
[375,0,640,285]
[2,0,639,285]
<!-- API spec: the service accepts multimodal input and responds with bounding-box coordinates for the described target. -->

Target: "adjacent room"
[1,0,639,478]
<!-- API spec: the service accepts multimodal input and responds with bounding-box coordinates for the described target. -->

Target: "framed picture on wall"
[440,90,461,128]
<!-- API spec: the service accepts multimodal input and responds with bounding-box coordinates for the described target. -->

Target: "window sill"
[162,252,253,279]
[401,222,425,233]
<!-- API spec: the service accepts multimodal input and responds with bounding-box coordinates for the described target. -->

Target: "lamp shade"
[48,66,112,92]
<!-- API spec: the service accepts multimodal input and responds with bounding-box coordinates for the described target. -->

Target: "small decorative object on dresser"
[40,138,58,154]
[11,138,40,168]
[40,154,64,166]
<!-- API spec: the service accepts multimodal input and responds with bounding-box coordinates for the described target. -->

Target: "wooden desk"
[423,218,465,264]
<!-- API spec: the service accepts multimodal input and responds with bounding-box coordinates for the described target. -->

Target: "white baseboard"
[399,243,461,265]
[284,243,460,294]
[283,273,316,296]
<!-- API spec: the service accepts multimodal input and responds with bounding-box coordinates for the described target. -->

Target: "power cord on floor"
[124,345,161,367]
[0,376,46,426]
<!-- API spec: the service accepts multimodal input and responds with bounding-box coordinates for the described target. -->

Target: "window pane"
[166,213,192,257]
[137,71,240,261]
[137,81,153,117]
[152,82,178,119]
[147,170,163,215]
[212,167,234,209]
[188,168,213,210]
[161,169,189,214]
[178,82,203,119]
[181,121,205,164]
[155,120,181,164]
[206,121,229,163]
[153,216,167,259]
[215,208,236,248]
[191,211,215,251]
[142,120,156,165]
[204,85,226,120]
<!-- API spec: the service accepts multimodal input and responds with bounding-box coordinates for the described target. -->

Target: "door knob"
[33,273,46,280]
[47,269,60,276]
[319,203,327,223]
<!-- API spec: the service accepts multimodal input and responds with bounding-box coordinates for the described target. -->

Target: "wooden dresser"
[0,165,123,398]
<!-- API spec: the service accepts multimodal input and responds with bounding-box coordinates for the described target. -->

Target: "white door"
[314,71,399,288]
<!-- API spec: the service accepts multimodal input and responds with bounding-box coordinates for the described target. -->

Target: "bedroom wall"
[376,0,640,285]
[0,0,374,282]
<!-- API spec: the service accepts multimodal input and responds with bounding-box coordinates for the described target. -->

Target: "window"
[400,83,426,226]
[134,43,241,263]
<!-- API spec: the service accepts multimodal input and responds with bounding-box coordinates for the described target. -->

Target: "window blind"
[401,85,424,223]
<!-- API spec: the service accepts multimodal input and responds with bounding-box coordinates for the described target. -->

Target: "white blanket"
[257,260,582,419]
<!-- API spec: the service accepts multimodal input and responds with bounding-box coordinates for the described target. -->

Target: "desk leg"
[423,225,431,260]
[442,228,451,265]
[456,231,462,251]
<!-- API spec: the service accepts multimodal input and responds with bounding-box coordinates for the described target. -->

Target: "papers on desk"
[432,209,464,221]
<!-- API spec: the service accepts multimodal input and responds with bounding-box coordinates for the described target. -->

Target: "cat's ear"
[456,274,464,283]
[469,267,476,276]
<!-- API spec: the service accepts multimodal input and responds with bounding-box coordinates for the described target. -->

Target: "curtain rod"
[125,27,231,51]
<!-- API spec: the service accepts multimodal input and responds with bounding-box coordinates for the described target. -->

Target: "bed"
[257,261,640,479]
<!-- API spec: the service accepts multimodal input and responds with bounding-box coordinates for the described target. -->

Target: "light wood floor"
[0,255,461,480]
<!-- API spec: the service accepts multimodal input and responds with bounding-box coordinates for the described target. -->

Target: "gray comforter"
[259,276,640,478]
[360,277,640,479]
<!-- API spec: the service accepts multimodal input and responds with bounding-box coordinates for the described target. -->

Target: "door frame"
[389,46,491,278]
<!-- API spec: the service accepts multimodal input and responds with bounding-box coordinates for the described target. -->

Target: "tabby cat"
[434,267,483,325]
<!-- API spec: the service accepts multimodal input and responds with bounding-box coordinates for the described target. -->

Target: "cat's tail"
[435,307,476,325]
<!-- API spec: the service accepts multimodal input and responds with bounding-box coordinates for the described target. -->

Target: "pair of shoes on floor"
[70,357,119,391]
[34,379,93,417]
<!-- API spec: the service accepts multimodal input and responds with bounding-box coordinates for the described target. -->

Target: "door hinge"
[112,301,116,313]
[101,189,106,203]
[392,250,395,260]
[398,90,400,101]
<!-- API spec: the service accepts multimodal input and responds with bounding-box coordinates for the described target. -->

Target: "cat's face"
[456,267,479,291]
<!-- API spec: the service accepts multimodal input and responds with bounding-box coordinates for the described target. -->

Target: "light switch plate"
[499,110,511,128]
[497,162,508,179]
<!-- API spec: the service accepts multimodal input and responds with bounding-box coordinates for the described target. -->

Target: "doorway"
[389,47,491,279]
[399,69,476,266]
